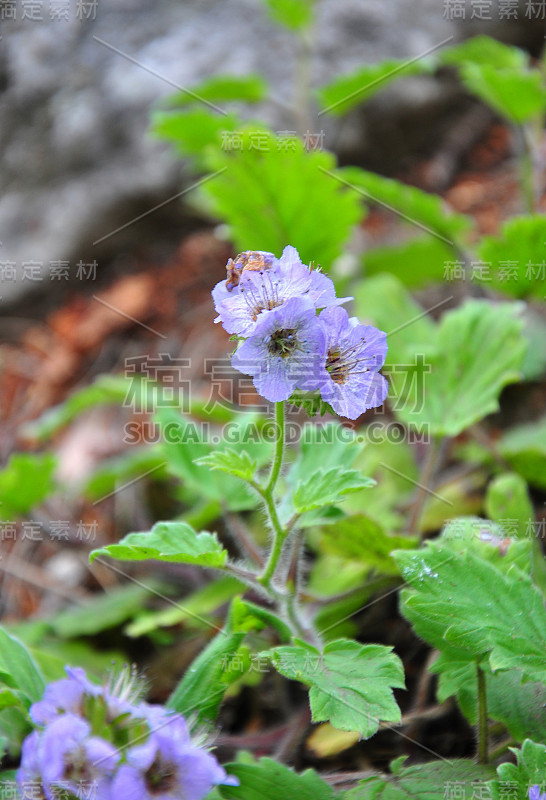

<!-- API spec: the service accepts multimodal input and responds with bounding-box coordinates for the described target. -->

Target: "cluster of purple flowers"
[212,246,388,420]
[17,666,236,800]
[529,787,546,800]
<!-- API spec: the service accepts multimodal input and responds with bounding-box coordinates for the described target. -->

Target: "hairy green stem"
[477,663,488,764]
[259,402,288,587]
[265,401,285,494]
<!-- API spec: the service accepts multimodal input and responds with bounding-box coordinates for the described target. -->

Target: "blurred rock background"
[0,0,543,308]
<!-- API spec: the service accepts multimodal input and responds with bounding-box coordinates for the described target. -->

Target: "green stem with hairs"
[258,402,289,588]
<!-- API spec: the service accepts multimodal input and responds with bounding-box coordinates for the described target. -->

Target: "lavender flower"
[111,718,237,800]
[231,296,326,402]
[315,306,388,420]
[213,245,348,337]
[18,714,119,800]
[529,787,546,800]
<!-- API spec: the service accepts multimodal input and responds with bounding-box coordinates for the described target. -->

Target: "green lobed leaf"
[394,541,546,684]
[439,35,528,71]
[194,448,258,483]
[487,739,546,800]
[200,128,363,267]
[293,468,375,513]
[395,300,527,436]
[219,757,335,800]
[165,74,267,107]
[265,638,404,737]
[459,63,546,124]
[150,108,241,160]
[318,59,428,116]
[341,166,470,243]
[0,627,44,704]
[0,453,56,520]
[346,758,495,799]
[477,216,546,300]
[89,521,228,568]
[499,417,546,490]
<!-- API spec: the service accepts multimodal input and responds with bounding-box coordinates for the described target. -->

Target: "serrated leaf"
[200,128,362,267]
[0,627,44,703]
[265,638,404,737]
[460,63,546,124]
[294,468,374,513]
[151,108,241,159]
[488,740,546,800]
[395,300,527,436]
[89,521,228,568]
[499,417,546,490]
[477,216,546,299]
[485,472,534,539]
[346,759,495,799]
[165,74,267,107]
[262,0,314,30]
[0,453,56,520]
[394,542,546,684]
[195,448,258,482]
[318,60,427,116]
[341,166,470,243]
[219,757,335,800]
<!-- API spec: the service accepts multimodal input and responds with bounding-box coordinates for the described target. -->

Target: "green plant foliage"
[394,300,527,436]
[166,601,249,727]
[439,35,528,71]
[341,166,470,243]
[293,468,374,513]
[345,757,495,799]
[165,75,267,107]
[265,638,404,736]
[485,472,534,539]
[460,63,546,125]
[499,417,546,490]
[89,521,228,569]
[477,216,546,299]
[0,453,56,520]
[151,108,241,159]
[194,448,258,483]
[262,0,314,30]
[363,236,453,288]
[487,740,546,800]
[0,627,44,704]
[200,129,363,266]
[394,540,546,685]
[50,584,159,638]
[219,757,336,800]
[83,447,167,501]
[318,60,427,116]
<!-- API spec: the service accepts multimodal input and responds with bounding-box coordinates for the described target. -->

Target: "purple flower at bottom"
[529,787,546,800]
[213,245,349,337]
[315,306,388,420]
[30,674,85,726]
[111,727,238,800]
[18,713,119,800]
[231,296,326,402]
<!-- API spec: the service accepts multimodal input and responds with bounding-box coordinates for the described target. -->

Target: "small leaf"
[219,757,335,800]
[488,739,546,800]
[89,521,228,569]
[439,35,528,70]
[477,216,546,300]
[485,472,534,539]
[0,454,56,520]
[318,60,427,116]
[460,63,546,125]
[262,0,314,31]
[346,759,495,799]
[195,448,258,482]
[265,638,404,737]
[0,627,44,704]
[294,468,374,513]
[165,74,267,107]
